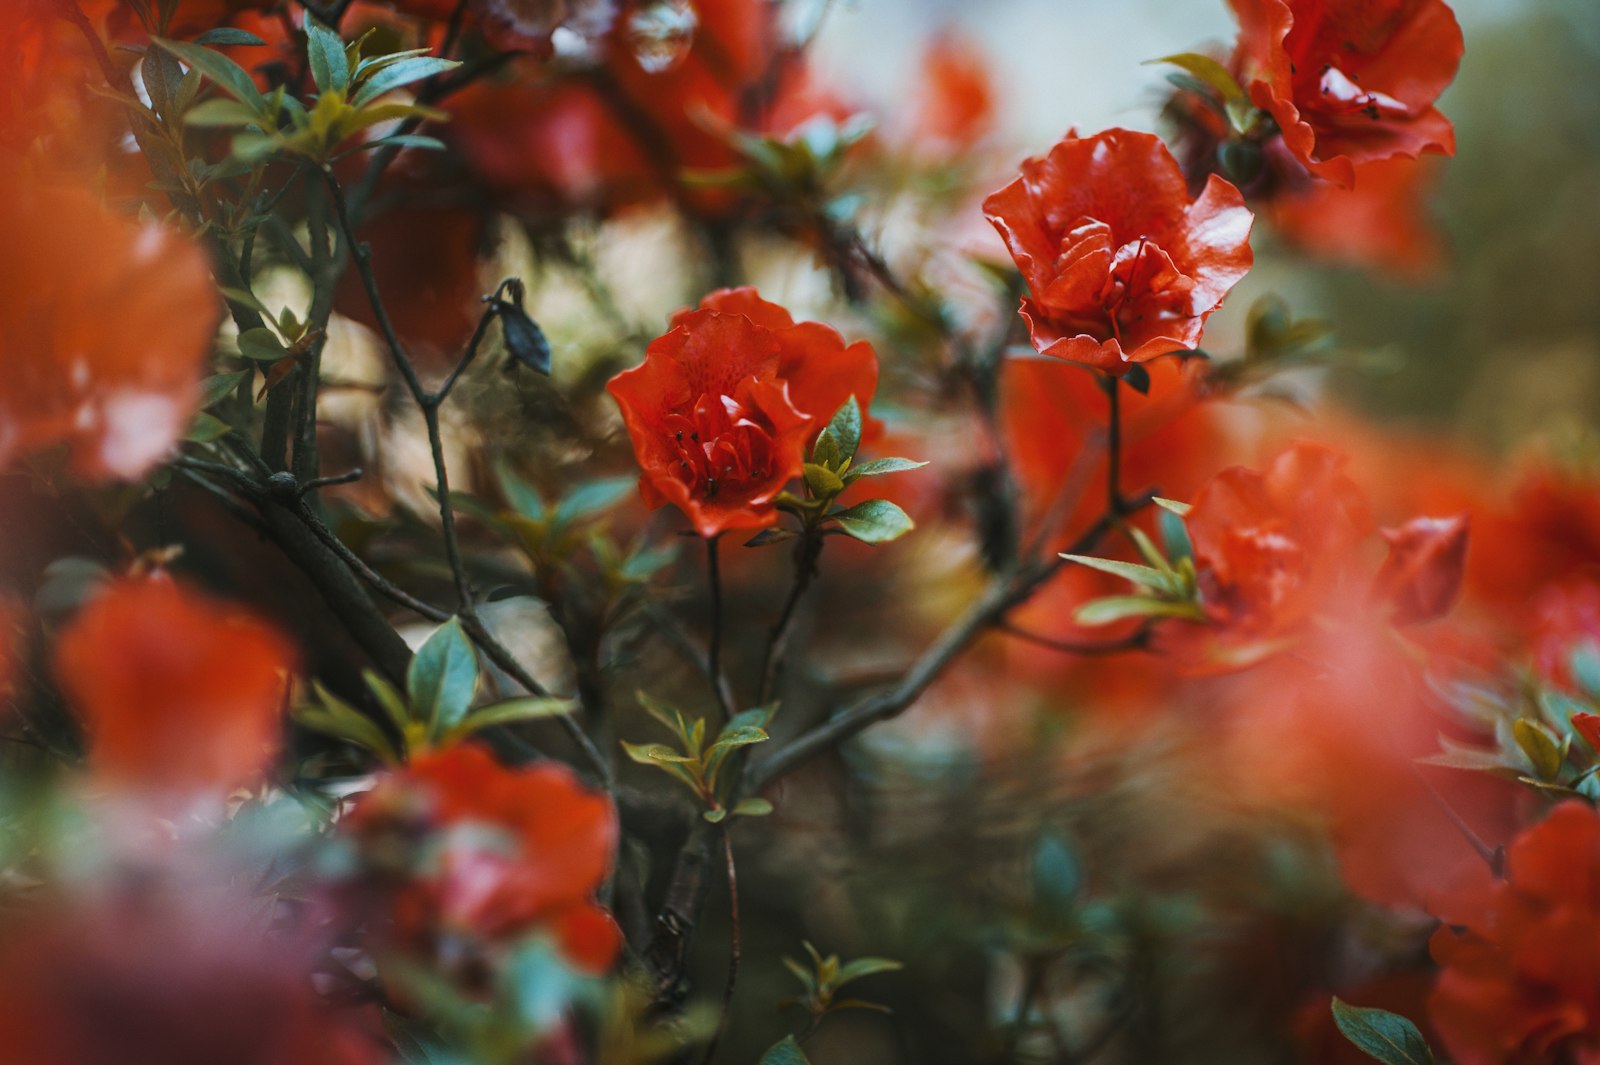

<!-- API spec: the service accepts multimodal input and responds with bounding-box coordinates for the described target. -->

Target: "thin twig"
[705,536,733,719]
[698,829,741,1065]
[758,529,823,705]
[996,620,1151,657]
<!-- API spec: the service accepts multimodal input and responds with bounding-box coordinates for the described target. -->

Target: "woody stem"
[699,829,741,1065]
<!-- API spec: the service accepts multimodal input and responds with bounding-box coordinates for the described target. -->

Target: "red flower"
[1530,580,1600,693]
[1188,441,1373,636]
[1270,156,1448,276]
[1429,801,1600,1065]
[901,32,998,160]
[607,288,878,538]
[347,744,621,972]
[983,128,1253,375]
[1371,513,1470,624]
[1229,0,1464,188]
[0,174,218,480]
[53,576,295,795]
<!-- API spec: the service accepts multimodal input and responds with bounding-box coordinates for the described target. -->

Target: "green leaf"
[300,683,399,763]
[834,498,913,544]
[1153,496,1193,517]
[348,133,446,154]
[1060,553,1166,588]
[1329,999,1434,1065]
[804,462,845,498]
[620,741,697,765]
[720,706,775,735]
[495,460,546,522]
[823,396,863,464]
[844,457,928,483]
[153,37,265,109]
[707,725,769,752]
[199,371,248,408]
[732,797,773,818]
[194,27,269,46]
[1146,52,1246,105]
[218,286,271,316]
[184,412,231,443]
[703,807,727,823]
[406,617,479,740]
[759,1036,811,1065]
[184,97,263,127]
[1032,831,1082,915]
[811,429,841,470]
[351,55,461,108]
[453,697,576,738]
[1074,596,1204,627]
[363,669,413,735]
[553,476,635,526]
[1514,718,1563,780]
[745,528,797,547]
[834,956,903,988]
[304,15,349,94]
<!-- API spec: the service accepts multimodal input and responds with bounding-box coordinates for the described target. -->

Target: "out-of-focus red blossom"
[0,893,381,1065]
[0,601,18,701]
[1530,580,1600,691]
[0,174,218,480]
[1188,441,1373,637]
[347,743,621,972]
[1228,0,1463,188]
[389,0,615,52]
[1429,801,1600,1065]
[608,287,877,538]
[53,576,295,795]
[901,32,997,160]
[1466,460,1600,624]
[1371,513,1470,624]
[1270,156,1448,277]
[984,128,1253,375]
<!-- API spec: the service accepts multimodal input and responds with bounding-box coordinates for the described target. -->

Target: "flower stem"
[706,535,733,719]
[699,829,741,1065]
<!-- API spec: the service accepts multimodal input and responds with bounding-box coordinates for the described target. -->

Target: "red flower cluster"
[983,128,1253,374]
[608,288,878,538]
[1430,802,1600,1065]
[347,743,621,973]
[53,576,295,796]
[1229,0,1464,188]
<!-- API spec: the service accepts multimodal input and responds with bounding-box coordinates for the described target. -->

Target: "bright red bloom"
[983,128,1253,375]
[608,288,878,538]
[1229,0,1464,188]
[1530,580,1600,693]
[0,175,218,480]
[1188,441,1373,636]
[347,743,621,972]
[1429,802,1600,1065]
[53,576,295,795]
[1371,513,1470,624]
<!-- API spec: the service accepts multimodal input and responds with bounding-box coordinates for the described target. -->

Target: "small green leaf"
[305,15,349,94]
[1153,496,1193,517]
[707,725,770,752]
[153,37,265,108]
[199,371,249,408]
[218,286,271,316]
[811,429,841,470]
[351,55,461,108]
[194,27,269,46]
[1514,718,1563,780]
[185,412,231,443]
[804,462,845,498]
[346,133,447,155]
[733,797,773,818]
[184,97,263,127]
[702,807,727,823]
[621,741,697,765]
[834,498,914,544]
[300,683,399,763]
[834,956,903,987]
[824,395,863,464]
[1074,596,1204,627]
[452,697,576,738]
[363,669,413,735]
[745,528,797,547]
[844,457,928,483]
[1060,553,1166,588]
[495,461,546,522]
[1146,52,1247,106]
[406,617,479,740]
[553,477,635,526]
[236,326,287,361]
[1329,998,1434,1065]
[759,1035,811,1065]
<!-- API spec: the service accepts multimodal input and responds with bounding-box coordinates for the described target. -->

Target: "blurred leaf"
[1153,496,1193,517]
[553,477,634,526]
[452,697,576,739]
[407,617,479,740]
[834,498,913,544]
[759,1036,811,1065]
[237,326,288,361]
[351,55,461,108]
[152,37,264,109]
[1032,831,1082,916]
[1514,718,1563,780]
[620,742,696,765]
[1075,596,1204,627]
[363,669,412,735]
[1061,553,1165,587]
[834,956,903,987]
[194,27,268,46]
[1330,998,1434,1065]
[804,462,844,498]
[185,412,231,443]
[732,797,773,818]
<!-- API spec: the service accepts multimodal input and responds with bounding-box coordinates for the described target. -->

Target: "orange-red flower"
[1429,801,1600,1065]
[983,128,1253,375]
[1269,156,1448,277]
[1229,0,1463,188]
[901,32,997,161]
[0,175,218,481]
[53,576,295,795]
[346,743,621,972]
[608,288,878,538]
[1187,441,1372,636]
[1371,513,1470,625]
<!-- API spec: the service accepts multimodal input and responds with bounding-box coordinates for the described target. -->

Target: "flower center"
[663,388,776,501]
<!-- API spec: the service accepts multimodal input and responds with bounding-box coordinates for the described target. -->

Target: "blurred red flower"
[1372,513,1470,625]
[1530,580,1600,693]
[901,31,998,161]
[0,890,381,1065]
[348,743,621,972]
[608,287,877,538]
[1188,441,1373,637]
[1430,801,1600,1065]
[53,576,295,795]
[983,128,1253,375]
[0,175,218,480]
[1229,0,1463,188]
[1270,156,1448,277]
